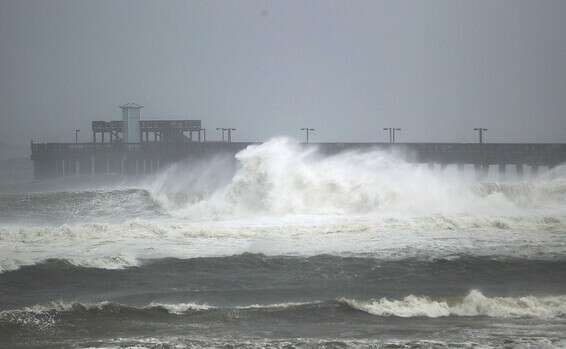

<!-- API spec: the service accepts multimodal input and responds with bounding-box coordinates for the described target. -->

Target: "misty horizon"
[2,0,566,147]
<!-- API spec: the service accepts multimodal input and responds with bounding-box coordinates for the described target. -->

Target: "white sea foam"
[147,138,566,217]
[0,300,115,330]
[4,291,566,322]
[1,215,566,273]
[147,302,213,314]
[145,301,311,314]
[0,300,308,319]
[342,290,566,319]
[75,337,566,349]
[0,300,212,328]
[1,138,566,272]
[235,301,316,310]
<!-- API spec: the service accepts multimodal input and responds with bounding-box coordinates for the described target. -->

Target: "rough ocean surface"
[1,138,566,348]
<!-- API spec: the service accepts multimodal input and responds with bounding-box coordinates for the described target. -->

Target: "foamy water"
[3,290,565,320]
[1,138,566,272]
[2,138,566,348]
[342,290,566,319]
[149,138,566,218]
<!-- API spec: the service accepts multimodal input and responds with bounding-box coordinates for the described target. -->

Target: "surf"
[341,290,566,319]
[1,138,566,272]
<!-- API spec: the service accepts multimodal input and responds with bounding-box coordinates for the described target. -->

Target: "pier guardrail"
[30,141,566,166]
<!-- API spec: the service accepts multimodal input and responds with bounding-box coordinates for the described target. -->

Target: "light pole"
[75,129,80,144]
[473,128,488,144]
[392,128,401,143]
[383,128,401,143]
[216,128,226,142]
[227,128,236,143]
[300,128,315,144]
[383,128,391,143]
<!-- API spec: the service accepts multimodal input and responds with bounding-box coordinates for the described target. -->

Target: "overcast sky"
[1,0,565,146]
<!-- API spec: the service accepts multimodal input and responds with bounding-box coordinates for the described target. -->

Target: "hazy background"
[1,0,566,156]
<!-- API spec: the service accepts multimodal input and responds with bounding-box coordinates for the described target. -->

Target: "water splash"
[148,137,566,219]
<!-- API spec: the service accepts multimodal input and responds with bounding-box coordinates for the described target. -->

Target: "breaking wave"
[0,300,318,332]
[2,138,566,272]
[3,290,566,332]
[2,217,566,272]
[3,137,566,221]
[341,290,566,319]
[147,137,566,218]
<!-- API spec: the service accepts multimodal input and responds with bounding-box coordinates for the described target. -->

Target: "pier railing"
[29,141,566,179]
[31,142,566,163]
[31,141,248,154]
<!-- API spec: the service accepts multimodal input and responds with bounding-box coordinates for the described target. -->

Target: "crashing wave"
[144,138,566,217]
[2,212,566,273]
[1,138,566,273]
[147,302,214,314]
[341,290,566,319]
[3,138,566,220]
[3,290,566,333]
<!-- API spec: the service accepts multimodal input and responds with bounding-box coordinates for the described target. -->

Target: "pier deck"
[30,141,566,179]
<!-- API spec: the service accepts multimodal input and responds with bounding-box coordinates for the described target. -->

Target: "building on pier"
[29,104,566,180]
[91,103,203,144]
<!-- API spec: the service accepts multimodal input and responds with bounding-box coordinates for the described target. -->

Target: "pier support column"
[498,163,506,180]
[474,163,481,173]
[78,158,90,175]
[474,163,488,179]
[531,165,539,177]
[516,164,524,178]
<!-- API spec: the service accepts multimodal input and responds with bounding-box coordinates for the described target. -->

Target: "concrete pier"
[30,142,566,180]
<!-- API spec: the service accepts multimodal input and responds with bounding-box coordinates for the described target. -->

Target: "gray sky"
[1,0,565,146]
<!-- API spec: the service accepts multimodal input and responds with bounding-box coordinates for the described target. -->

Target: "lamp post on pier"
[226,128,236,143]
[383,128,401,143]
[300,128,315,144]
[473,128,488,144]
[216,128,226,142]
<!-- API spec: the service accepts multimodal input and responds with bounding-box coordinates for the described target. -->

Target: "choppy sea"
[2,138,566,348]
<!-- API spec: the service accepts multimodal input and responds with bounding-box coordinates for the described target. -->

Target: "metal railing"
[30,141,255,154]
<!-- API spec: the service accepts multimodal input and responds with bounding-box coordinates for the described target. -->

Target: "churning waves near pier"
[1,138,566,272]
[2,139,566,348]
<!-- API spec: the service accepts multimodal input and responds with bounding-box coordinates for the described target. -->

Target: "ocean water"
[1,138,566,348]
